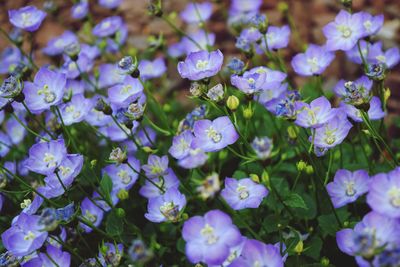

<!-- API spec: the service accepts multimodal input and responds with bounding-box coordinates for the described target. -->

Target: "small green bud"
[296,160,307,172]
[321,257,330,266]
[277,2,289,13]
[242,107,253,119]
[287,126,298,140]
[90,160,97,168]
[249,174,260,183]
[226,95,239,111]
[117,189,129,200]
[294,240,304,255]
[142,146,154,153]
[116,208,126,218]
[261,170,270,189]
[305,165,314,174]
[219,150,228,160]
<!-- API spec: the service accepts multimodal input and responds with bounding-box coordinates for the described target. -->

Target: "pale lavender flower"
[145,188,186,223]
[358,12,384,37]
[367,41,400,69]
[182,30,216,54]
[295,96,338,128]
[291,44,335,76]
[313,113,353,148]
[180,2,213,24]
[178,50,223,81]
[138,58,167,80]
[258,25,290,51]
[92,16,122,37]
[142,155,169,179]
[8,6,46,32]
[340,96,385,122]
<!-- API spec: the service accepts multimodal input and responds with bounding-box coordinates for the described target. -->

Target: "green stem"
[11,113,49,142]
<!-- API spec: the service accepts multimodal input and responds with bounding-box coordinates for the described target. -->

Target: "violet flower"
[145,188,187,223]
[177,50,223,81]
[182,209,242,265]
[221,177,268,210]
[326,169,369,208]
[340,96,385,122]
[99,0,123,9]
[367,41,400,69]
[180,2,213,24]
[79,197,104,233]
[313,113,353,149]
[108,75,143,107]
[8,6,46,32]
[291,44,335,76]
[43,31,78,56]
[192,116,239,152]
[92,16,123,37]
[138,58,167,81]
[295,96,338,128]
[24,245,71,267]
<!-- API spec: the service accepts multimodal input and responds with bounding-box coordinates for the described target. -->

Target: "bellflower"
[180,2,213,24]
[103,157,140,194]
[79,197,104,233]
[358,11,384,37]
[139,169,180,199]
[313,113,353,149]
[326,169,369,208]
[59,94,91,125]
[231,70,266,94]
[295,96,338,128]
[23,67,66,114]
[229,239,284,267]
[258,25,290,51]
[8,6,46,32]
[333,76,372,106]
[251,136,273,160]
[291,44,335,76]
[43,31,78,56]
[367,167,400,218]
[25,139,67,175]
[71,0,89,20]
[322,10,364,51]
[340,96,385,122]
[221,178,268,210]
[182,30,216,54]
[178,50,223,81]
[1,213,48,257]
[145,188,187,223]
[192,116,239,152]
[142,155,169,179]
[108,75,143,107]
[336,211,400,262]
[367,41,400,69]
[24,245,71,267]
[99,0,123,9]
[92,16,123,37]
[138,58,167,80]
[182,209,242,265]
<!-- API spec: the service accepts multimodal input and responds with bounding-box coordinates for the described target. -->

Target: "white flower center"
[206,127,222,143]
[307,57,319,73]
[38,84,57,104]
[196,60,209,70]
[388,187,400,208]
[43,152,57,168]
[201,224,218,245]
[159,201,179,221]
[24,231,36,241]
[337,25,352,38]
[345,181,356,196]
[237,184,250,200]
[117,169,131,184]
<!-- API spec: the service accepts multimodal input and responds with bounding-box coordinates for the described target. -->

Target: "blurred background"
[1,0,400,119]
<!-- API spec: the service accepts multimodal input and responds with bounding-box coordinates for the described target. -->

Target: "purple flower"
[79,197,104,233]
[340,96,385,122]
[1,213,48,257]
[59,94,91,125]
[333,76,372,106]
[346,39,369,64]
[71,1,89,20]
[182,30,216,54]
[178,50,223,81]
[25,139,67,175]
[5,115,27,145]
[251,136,273,160]
[182,210,242,265]
[145,188,187,223]
[367,41,400,69]
[326,169,369,208]
[322,10,364,51]
[313,113,353,149]
[221,177,268,210]
[8,6,46,32]
[24,245,71,267]
[23,67,66,114]
[295,96,338,128]
[231,71,266,94]
[0,47,22,74]
[169,130,208,169]
[139,169,180,199]
[99,0,123,9]
[43,31,78,56]
[138,58,167,80]
[61,54,93,79]
[180,2,213,24]
[291,44,335,76]
[102,157,140,193]
[98,242,124,266]
[259,25,290,51]
[229,239,284,267]
[92,16,123,37]
[239,27,262,44]
[336,211,400,259]
[168,41,186,58]
[192,116,239,152]
[367,167,400,218]
[98,63,126,88]
[108,75,143,107]
[358,12,384,37]
[142,155,169,179]
[230,0,262,14]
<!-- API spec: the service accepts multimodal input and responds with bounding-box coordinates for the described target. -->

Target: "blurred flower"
[178,50,224,81]
[92,16,123,38]
[251,136,273,160]
[138,58,166,80]
[108,76,143,108]
[291,44,335,76]
[180,2,213,24]
[8,6,46,32]
[196,173,220,200]
[128,239,153,263]
[71,0,89,20]
[206,84,224,102]
[79,197,104,233]
[43,31,79,56]
[99,0,123,9]
[227,58,245,74]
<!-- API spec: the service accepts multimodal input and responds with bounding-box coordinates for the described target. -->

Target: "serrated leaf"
[284,193,308,209]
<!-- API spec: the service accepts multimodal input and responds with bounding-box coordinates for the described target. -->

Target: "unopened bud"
[227,95,239,111]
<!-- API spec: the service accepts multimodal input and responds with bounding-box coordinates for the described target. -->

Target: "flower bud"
[305,165,314,174]
[190,82,203,97]
[294,240,304,255]
[117,189,129,200]
[261,170,270,189]
[226,95,239,111]
[287,126,298,140]
[321,257,330,266]
[250,174,260,183]
[243,107,253,119]
[116,208,126,218]
[90,159,97,168]
[296,160,307,172]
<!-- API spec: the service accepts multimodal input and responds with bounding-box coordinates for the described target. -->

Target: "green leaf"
[318,209,350,237]
[176,238,186,254]
[284,193,308,209]
[106,210,124,236]
[99,173,113,205]
[232,170,248,179]
[303,236,323,260]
